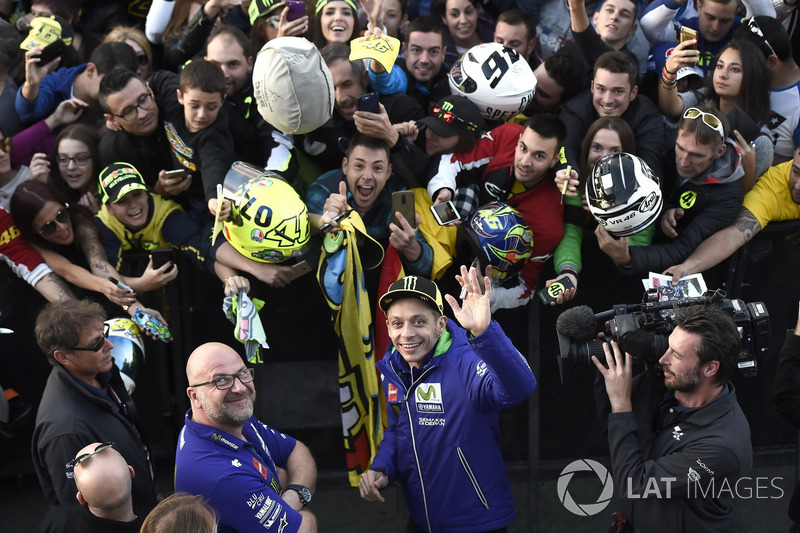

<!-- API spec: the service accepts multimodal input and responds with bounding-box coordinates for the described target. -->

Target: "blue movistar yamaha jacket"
[372,320,536,532]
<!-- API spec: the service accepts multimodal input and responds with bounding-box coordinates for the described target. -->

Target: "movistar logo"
[212,433,239,449]
[417,386,437,401]
[415,383,444,413]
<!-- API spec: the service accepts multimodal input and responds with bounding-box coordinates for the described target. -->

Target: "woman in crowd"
[104,26,154,80]
[311,0,359,49]
[49,124,101,214]
[433,0,493,65]
[551,118,646,304]
[10,181,176,310]
[659,38,772,190]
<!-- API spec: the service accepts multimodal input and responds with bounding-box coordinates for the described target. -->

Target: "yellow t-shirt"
[742,161,800,229]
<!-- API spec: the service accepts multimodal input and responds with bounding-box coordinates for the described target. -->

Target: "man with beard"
[665,145,800,284]
[175,342,318,533]
[593,305,752,532]
[425,114,567,309]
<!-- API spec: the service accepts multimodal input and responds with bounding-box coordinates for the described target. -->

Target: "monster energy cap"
[380,276,444,315]
[418,95,482,138]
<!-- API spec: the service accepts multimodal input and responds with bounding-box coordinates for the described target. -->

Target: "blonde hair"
[103,25,153,75]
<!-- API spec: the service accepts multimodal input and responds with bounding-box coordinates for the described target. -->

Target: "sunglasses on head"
[428,103,479,133]
[0,137,11,153]
[65,442,114,470]
[745,18,776,58]
[39,204,70,236]
[683,107,725,140]
[62,323,110,353]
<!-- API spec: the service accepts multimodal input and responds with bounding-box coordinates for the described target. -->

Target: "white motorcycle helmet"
[586,153,662,237]
[448,42,537,122]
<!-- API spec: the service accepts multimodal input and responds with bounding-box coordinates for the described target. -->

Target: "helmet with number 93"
[223,169,310,263]
[105,317,145,395]
[448,42,537,122]
[586,153,662,237]
[462,202,534,286]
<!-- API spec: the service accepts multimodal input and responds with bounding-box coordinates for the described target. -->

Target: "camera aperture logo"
[557,459,614,516]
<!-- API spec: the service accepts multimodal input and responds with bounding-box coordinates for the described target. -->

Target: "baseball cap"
[20,15,74,50]
[249,0,287,25]
[418,95,482,138]
[99,163,148,205]
[379,276,444,315]
[315,0,358,15]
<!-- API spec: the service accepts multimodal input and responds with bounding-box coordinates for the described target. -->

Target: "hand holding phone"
[537,276,576,305]
[679,26,698,51]
[287,260,312,281]
[37,40,67,65]
[285,0,306,21]
[357,92,380,114]
[430,201,459,225]
[392,190,416,228]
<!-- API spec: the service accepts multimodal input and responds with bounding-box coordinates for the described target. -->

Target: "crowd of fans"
[1,0,799,529]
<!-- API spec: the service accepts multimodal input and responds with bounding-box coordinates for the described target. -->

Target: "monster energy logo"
[441,101,454,111]
[415,383,444,413]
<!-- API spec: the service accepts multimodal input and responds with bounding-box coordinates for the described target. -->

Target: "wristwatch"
[285,484,312,507]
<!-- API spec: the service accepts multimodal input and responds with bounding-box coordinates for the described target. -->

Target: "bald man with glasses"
[43,442,144,532]
[175,342,318,533]
[32,299,156,517]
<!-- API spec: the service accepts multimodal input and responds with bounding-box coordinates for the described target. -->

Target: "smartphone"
[536,276,576,305]
[38,40,67,65]
[150,249,176,270]
[430,201,459,225]
[357,92,380,114]
[679,26,698,50]
[285,0,306,21]
[392,190,416,228]
[287,260,312,281]
[164,168,188,180]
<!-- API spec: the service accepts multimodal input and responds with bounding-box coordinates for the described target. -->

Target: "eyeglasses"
[110,91,153,122]
[39,204,70,236]
[62,323,110,352]
[745,18,777,58]
[189,368,255,390]
[428,103,479,133]
[0,137,11,153]
[65,442,114,470]
[56,153,91,167]
[136,54,149,67]
[683,107,725,140]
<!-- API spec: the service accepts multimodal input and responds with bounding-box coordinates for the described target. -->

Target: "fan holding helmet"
[427,114,568,311]
[557,102,745,280]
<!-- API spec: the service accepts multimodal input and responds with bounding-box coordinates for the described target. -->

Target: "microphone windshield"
[556,305,597,343]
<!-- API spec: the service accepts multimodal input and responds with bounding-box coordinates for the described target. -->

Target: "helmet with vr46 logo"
[461,202,534,286]
[586,153,662,237]
[105,317,145,395]
[222,163,310,263]
[448,42,537,122]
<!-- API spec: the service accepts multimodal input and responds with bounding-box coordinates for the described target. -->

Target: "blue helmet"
[463,202,534,285]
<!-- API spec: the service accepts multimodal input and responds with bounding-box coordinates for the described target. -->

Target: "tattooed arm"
[34,272,75,303]
[662,207,762,284]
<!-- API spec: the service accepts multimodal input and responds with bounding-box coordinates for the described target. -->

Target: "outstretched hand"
[444,264,492,337]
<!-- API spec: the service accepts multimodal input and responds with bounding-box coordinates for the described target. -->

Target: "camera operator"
[592,304,752,533]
